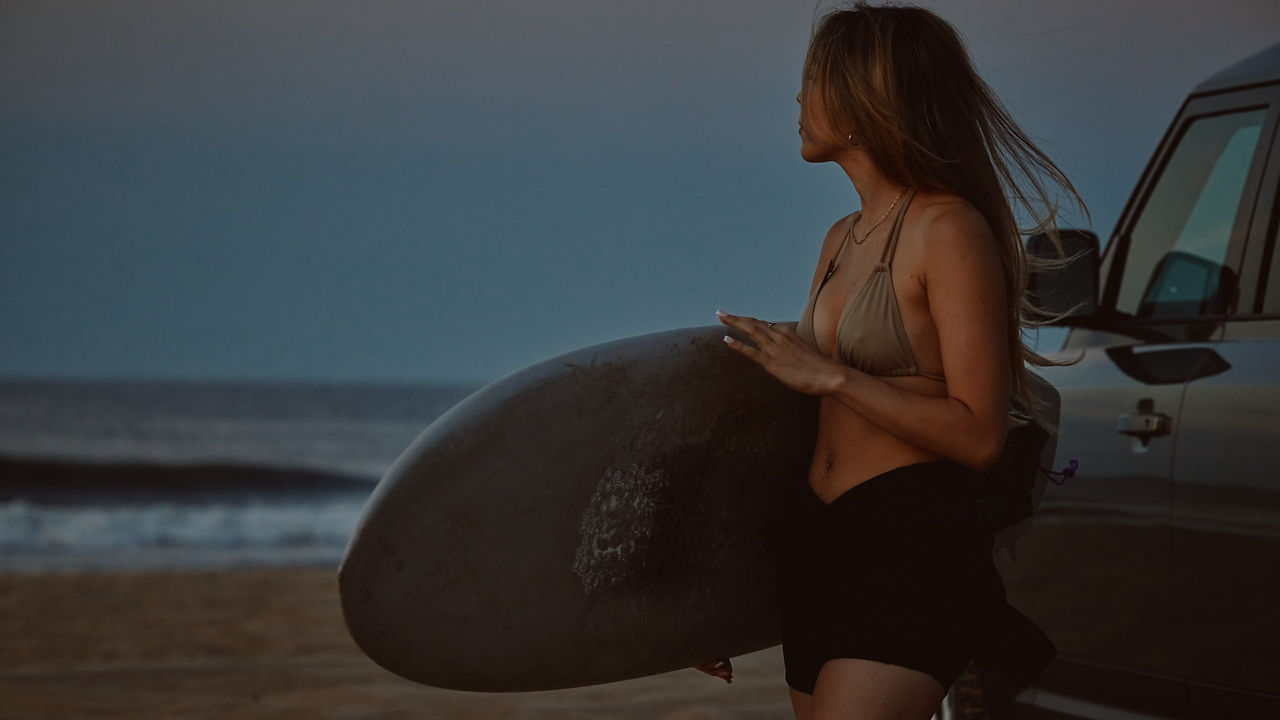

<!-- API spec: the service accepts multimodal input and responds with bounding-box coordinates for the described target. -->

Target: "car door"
[996,89,1276,719]
[1169,83,1280,716]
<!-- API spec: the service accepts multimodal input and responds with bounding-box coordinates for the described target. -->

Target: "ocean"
[0,380,477,572]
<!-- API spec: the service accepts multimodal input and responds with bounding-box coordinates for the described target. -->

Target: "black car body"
[953,41,1280,720]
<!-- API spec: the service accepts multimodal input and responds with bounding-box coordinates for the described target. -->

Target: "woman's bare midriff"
[807,373,949,505]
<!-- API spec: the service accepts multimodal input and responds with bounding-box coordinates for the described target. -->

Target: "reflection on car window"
[1116,109,1265,318]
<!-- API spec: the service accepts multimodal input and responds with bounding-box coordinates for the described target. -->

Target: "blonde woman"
[712,3,1080,718]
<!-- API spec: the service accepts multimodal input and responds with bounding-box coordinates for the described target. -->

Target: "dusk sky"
[4,1,1278,384]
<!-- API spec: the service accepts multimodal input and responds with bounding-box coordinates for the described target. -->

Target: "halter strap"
[878,187,918,265]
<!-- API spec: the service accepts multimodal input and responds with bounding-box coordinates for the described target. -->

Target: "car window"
[1115,108,1267,319]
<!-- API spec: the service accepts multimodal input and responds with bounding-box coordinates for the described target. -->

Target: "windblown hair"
[801,1,1086,426]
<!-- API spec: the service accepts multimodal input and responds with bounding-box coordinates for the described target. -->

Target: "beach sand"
[0,568,792,720]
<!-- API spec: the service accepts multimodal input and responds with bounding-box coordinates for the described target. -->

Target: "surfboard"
[338,324,1058,692]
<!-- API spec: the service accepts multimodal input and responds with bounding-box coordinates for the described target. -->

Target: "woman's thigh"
[790,658,944,720]
[789,686,813,720]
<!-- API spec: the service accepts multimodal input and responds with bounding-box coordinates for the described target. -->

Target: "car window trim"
[1244,86,1280,314]
[1098,88,1278,327]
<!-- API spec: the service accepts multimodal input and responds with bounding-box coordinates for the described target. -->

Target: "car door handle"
[1117,412,1172,438]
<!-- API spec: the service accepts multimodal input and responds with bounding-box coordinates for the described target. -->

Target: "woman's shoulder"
[908,191,995,251]
[819,210,858,252]
[804,211,860,294]
[824,208,855,242]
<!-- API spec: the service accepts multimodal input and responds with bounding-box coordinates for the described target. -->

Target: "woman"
[708,3,1082,718]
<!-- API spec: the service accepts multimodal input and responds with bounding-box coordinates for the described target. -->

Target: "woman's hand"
[716,309,845,396]
[693,657,733,683]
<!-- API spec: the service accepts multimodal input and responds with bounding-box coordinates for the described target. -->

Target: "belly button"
[825,451,832,471]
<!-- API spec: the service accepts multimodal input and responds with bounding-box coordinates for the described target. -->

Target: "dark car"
[946,41,1280,719]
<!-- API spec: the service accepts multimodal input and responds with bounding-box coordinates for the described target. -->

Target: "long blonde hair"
[801,1,1086,425]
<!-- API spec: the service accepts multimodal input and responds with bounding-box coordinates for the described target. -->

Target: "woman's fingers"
[716,310,840,396]
[716,309,777,343]
[716,308,762,331]
[717,309,782,365]
[722,332,764,362]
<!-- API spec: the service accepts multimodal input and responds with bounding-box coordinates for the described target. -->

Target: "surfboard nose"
[338,523,399,680]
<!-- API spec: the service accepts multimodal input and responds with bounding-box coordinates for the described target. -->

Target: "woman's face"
[796,84,846,164]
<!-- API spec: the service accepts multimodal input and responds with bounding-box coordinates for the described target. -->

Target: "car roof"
[1193,41,1280,95]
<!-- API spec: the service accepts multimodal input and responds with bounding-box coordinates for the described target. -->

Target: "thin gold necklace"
[851,186,909,245]
[822,186,910,284]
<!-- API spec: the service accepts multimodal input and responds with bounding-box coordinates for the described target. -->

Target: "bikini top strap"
[820,210,861,288]
[879,187,918,265]
[836,210,860,262]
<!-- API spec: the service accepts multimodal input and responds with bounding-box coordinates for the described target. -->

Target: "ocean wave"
[0,494,369,571]
[0,380,470,571]
[0,455,377,571]
[0,454,376,504]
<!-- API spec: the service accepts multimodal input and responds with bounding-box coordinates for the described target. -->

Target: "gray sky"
[3,1,1278,384]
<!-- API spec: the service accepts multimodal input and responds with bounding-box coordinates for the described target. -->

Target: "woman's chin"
[799,146,831,164]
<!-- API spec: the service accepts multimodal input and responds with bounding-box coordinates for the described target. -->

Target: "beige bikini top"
[796,187,945,382]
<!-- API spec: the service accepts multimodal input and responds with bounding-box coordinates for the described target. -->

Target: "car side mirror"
[1026,229,1100,324]
[1137,250,1236,318]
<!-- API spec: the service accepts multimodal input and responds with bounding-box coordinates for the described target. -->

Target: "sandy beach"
[0,568,793,720]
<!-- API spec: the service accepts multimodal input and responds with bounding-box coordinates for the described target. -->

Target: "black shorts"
[780,460,1020,694]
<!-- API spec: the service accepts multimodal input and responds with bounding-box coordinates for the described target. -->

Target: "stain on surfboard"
[573,464,668,593]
